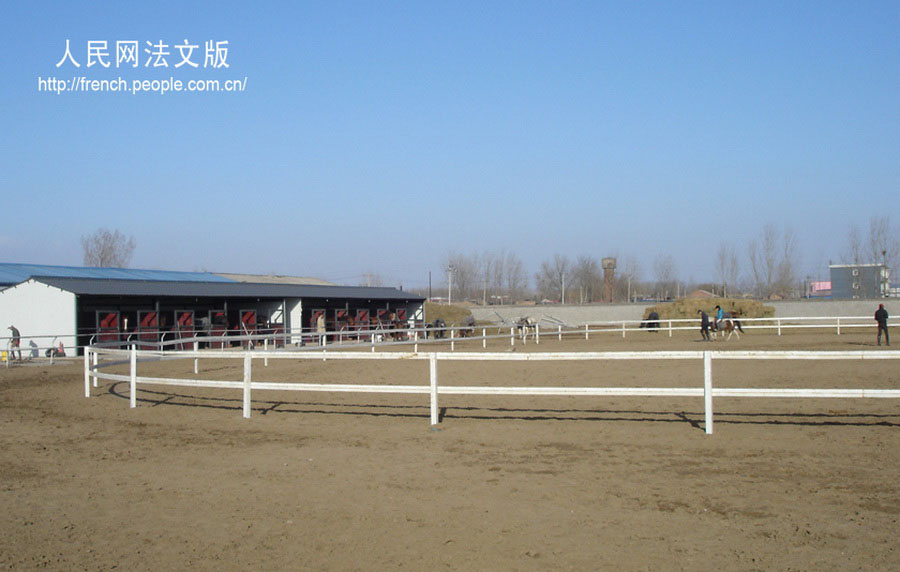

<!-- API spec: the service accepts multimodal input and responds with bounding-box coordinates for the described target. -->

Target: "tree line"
[411,216,899,304]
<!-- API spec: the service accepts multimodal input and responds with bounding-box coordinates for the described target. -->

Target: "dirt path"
[2,330,898,570]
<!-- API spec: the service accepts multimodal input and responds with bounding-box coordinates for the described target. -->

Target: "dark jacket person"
[875,304,889,346]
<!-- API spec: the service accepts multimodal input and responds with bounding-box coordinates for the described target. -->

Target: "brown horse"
[712,312,744,341]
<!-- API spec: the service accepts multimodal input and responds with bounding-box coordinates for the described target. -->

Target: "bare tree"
[748,224,800,298]
[81,228,136,267]
[867,216,900,270]
[842,223,864,264]
[359,271,385,287]
[536,254,571,303]
[615,256,642,302]
[480,250,509,305]
[653,254,677,300]
[774,227,799,295]
[572,255,601,303]
[445,252,479,302]
[504,252,528,302]
[715,242,740,297]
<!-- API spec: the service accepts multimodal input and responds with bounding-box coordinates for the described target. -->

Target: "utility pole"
[447,265,455,305]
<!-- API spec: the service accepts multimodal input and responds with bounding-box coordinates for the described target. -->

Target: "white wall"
[0,279,77,353]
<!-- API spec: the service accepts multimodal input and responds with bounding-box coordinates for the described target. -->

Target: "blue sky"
[2,1,898,288]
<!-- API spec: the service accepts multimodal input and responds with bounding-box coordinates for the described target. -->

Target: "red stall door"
[209,310,228,349]
[96,311,120,344]
[240,310,257,348]
[137,311,158,349]
[175,311,194,350]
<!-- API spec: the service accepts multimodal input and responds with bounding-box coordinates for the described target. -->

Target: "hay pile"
[643,298,774,320]
[424,302,475,325]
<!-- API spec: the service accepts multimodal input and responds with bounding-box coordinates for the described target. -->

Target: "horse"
[428,318,446,339]
[515,317,536,341]
[458,315,476,338]
[713,312,745,341]
[640,311,660,332]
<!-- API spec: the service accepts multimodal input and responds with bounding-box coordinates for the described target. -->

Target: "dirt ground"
[1,328,898,570]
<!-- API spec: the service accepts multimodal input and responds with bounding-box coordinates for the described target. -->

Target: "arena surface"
[2,329,898,570]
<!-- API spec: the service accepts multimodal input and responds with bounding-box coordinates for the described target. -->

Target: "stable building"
[0,263,425,352]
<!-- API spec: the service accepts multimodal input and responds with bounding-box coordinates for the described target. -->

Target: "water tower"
[602,257,616,303]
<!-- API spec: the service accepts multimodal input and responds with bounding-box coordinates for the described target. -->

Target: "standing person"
[316,312,326,346]
[697,310,712,342]
[875,304,889,346]
[7,325,21,361]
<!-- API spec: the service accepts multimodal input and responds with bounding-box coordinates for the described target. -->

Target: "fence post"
[429,353,439,425]
[194,341,199,374]
[836,318,841,336]
[621,321,626,338]
[130,344,137,409]
[264,338,269,367]
[243,353,252,419]
[510,327,515,347]
[414,330,419,353]
[558,325,562,341]
[451,328,455,351]
[536,324,540,345]
[703,351,713,435]
[92,350,99,387]
[83,347,91,398]
[585,324,589,340]
[668,320,673,337]
[371,333,376,353]
[777,318,782,336]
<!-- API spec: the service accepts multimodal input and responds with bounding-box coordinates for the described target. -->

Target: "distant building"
[829,264,890,299]
[808,281,831,298]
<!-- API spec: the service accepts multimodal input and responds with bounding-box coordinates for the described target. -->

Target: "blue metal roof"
[0,263,236,286]
[30,277,425,301]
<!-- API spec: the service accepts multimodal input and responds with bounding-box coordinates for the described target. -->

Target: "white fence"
[84,345,900,435]
[584,315,883,337]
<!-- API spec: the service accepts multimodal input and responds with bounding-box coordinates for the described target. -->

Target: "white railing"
[583,315,882,338]
[84,345,900,435]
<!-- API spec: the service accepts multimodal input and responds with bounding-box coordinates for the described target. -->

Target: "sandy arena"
[1,328,898,570]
